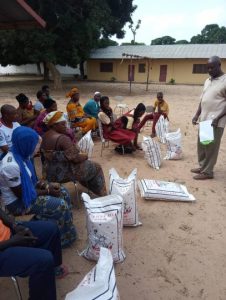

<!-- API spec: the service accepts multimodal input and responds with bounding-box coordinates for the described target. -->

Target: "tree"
[175,40,189,44]
[98,38,118,48]
[121,42,145,45]
[190,24,226,44]
[0,0,136,88]
[151,36,176,45]
[128,19,141,44]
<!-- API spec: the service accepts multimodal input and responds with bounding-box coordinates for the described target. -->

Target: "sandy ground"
[0,77,226,300]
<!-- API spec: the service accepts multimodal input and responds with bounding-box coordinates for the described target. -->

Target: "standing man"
[191,56,226,180]
[83,91,101,119]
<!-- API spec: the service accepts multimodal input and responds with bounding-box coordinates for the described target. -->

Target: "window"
[192,64,208,74]
[100,62,113,72]
[139,63,146,73]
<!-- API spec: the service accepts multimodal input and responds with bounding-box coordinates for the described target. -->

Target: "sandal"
[55,265,69,279]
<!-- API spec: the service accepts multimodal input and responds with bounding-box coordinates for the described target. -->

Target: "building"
[0,64,80,77]
[87,44,226,85]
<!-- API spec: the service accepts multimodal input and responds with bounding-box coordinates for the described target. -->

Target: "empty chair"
[114,96,129,116]
[97,118,110,157]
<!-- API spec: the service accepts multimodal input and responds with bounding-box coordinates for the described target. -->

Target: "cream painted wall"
[87,59,226,85]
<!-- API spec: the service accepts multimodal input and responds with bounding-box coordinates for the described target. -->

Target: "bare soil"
[0,77,226,300]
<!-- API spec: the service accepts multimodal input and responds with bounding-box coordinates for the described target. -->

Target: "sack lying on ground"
[164,129,182,160]
[77,130,94,159]
[65,247,120,300]
[109,168,141,227]
[138,179,195,202]
[142,137,161,170]
[155,115,169,143]
[81,193,125,263]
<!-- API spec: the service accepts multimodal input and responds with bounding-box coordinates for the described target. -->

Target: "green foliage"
[150,24,226,46]
[169,78,175,85]
[175,40,189,44]
[151,36,176,45]
[0,0,136,67]
[190,24,226,44]
[97,38,118,48]
[121,42,146,45]
[110,76,116,82]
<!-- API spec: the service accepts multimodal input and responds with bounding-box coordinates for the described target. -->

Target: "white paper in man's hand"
[199,120,214,143]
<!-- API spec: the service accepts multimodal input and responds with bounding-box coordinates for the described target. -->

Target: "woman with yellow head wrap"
[43,111,65,126]
[41,110,107,196]
[66,87,96,133]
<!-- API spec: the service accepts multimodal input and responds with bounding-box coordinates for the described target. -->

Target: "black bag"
[114,145,133,155]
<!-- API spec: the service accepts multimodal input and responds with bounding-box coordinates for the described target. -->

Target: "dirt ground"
[0,77,226,300]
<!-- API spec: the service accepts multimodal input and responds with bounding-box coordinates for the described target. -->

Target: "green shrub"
[169,78,175,84]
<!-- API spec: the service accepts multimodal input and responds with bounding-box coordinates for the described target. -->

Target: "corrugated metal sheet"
[0,0,46,29]
[90,44,226,59]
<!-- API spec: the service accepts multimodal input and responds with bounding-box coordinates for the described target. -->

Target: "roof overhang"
[0,0,46,29]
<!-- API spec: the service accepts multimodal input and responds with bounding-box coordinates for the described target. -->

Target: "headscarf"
[43,111,66,126]
[66,87,79,98]
[16,93,29,103]
[11,126,39,208]
[43,98,56,109]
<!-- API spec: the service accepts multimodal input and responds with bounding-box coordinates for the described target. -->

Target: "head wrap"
[66,87,79,98]
[16,93,29,103]
[43,98,56,109]
[94,91,101,96]
[11,126,39,208]
[43,111,66,126]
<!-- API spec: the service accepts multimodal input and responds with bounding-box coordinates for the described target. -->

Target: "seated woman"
[139,92,169,137]
[98,96,136,149]
[34,98,57,136]
[0,126,76,248]
[66,87,96,134]
[114,103,146,149]
[0,208,68,300]
[41,111,107,197]
[16,93,37,128]
[34,99,75,144]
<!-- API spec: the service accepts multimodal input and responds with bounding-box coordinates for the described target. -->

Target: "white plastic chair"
[11,277,22,300]
[144,105,154,127]
[97,119,110,157]
[114,96,129,116]
[97,119,125,156]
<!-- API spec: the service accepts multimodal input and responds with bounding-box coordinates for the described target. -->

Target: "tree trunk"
[43,62,50,81]
[46,62,62,90]
[79,61,85,79]
[36,63,42,75]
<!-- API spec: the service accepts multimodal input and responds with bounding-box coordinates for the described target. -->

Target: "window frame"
[192,64,208,74]
[100,62,113,73]
[138,63,146,73]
